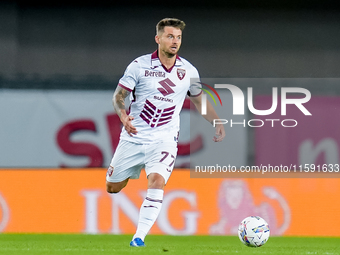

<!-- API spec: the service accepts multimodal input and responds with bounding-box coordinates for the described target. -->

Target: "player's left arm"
[190,94,225,142]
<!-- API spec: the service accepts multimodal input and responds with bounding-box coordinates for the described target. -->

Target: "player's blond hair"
[156,18,186,35]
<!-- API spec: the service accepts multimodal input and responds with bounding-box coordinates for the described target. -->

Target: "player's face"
[156,26,182,57]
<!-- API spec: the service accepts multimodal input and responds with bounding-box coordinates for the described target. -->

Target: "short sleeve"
[188,67,202,97]
[118,60,140,92]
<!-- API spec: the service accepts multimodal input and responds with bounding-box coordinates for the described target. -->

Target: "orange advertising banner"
[0,169,339,236]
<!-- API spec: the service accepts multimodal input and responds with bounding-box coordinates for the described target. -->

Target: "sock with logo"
[133,189,164,241]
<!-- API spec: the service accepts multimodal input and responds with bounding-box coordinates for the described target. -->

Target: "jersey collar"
[151,50,183,73]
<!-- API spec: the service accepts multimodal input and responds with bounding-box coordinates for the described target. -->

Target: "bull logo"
[177,68,186,80]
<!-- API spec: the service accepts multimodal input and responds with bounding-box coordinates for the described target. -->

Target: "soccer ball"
[238,216,270,247]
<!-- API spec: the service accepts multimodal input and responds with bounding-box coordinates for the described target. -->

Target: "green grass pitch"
[0,234,339,255]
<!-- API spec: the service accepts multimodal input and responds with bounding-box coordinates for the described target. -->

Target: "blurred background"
[1,0,340,86]
[1,0,340,167]
[1,0,340,236]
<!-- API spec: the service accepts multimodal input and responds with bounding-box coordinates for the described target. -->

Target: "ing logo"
[0,193,10,232]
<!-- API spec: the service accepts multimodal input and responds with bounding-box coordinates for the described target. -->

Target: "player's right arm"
[113,86,137,136]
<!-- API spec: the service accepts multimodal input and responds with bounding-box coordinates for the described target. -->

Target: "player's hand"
[213,124,225,142]
[121,115,137,136]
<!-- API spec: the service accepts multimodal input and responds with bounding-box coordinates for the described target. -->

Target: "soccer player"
[106,18,225,247]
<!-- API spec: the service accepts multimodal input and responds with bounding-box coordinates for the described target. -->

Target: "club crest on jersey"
[177,68,186,80]
[107,166,114,177]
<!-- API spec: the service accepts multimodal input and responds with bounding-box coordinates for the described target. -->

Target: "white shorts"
[106,140,178,184]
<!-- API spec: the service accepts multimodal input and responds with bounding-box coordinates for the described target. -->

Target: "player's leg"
[130,142,177,247]
[106,178,129,193]
[147,172,165,189]
[106,140,144,194]
[131,173,165,246]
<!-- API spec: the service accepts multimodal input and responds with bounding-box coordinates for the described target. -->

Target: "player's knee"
[106,180,127,194]
[148,173,165,189]
[106,184,122,194]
